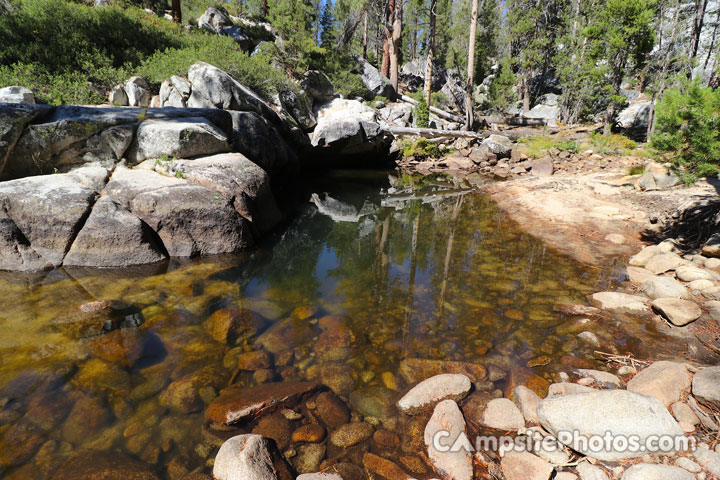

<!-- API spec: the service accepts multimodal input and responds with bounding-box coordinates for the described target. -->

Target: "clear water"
[0,171,674,478]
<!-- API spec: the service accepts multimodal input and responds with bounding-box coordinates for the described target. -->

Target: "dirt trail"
[483,173,718,266]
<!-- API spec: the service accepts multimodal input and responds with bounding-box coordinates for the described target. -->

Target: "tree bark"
[381,0,395,77]
[262,0,268,17]
[363,8,369,60]
[688,0,709,76]
[171,0,181,23]
[703,10,719,71]
[389,0,403,92]
[424,0,437,106]
[464,0,480,129]
[522,74,530,113]
[648,0,681,138]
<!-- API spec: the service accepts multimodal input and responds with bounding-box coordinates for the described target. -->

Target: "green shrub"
[589,132,637,155]
[650,79,720,182]
[557,141,579,152]
[403,138,441,158]
[414,98,430,128]
[628,165,645,175]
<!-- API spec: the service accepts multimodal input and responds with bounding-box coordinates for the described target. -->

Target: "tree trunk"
[648,0,681,138]
[363,8,369,60]
[171,0,181,23]
[522,74,530,113]
[688,0,709,76]
[464,0,480,129]
[262,0,268,17]
[381,0,395,78]
[389,0,403,92]
[424,0,437,106]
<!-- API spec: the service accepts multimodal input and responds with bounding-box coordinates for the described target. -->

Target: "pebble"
[627,361,690,406]
[397,373,471,415]
[481,398,525,430]
[643,277,689,299]
[675,456,702,473]
[575,369,622,388]
[576,461,609,480]
[675,265,713,282]
[291,424,326,444]
[501,450,553,480]
[620,463,694,480]
[651,298,702,326]
[645,252,686,274]
[671,402,699,432]
[329,422,373,447]
[514,386,541,423]
[692,366,720,409]
[424,400,473,480]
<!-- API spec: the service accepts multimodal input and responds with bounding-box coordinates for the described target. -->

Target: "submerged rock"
[52,450,160,480]
[398,358,487,384]
[206,381,320,426]
[397,373,471,415]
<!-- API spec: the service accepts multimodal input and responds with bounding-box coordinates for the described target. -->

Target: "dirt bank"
[483,173,718,266]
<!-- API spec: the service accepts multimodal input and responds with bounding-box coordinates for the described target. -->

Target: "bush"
[414,98,430,128]
[650,79,720,182]
[589,132,637,155]
[0,0,298,104]
[403,138,442,158]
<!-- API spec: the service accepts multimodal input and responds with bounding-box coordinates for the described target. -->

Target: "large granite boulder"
[301,71,335,105]
[0,170,104,271]
[0,103,52,179]
[524,94,560,126]
[125,76,152,107]
[197,7,252,50]
[0,86,35,104]
[103,166,252,257]
[63,195,167,268]
[229,111,299,175]
[154,152,282,235]
[130,117,230,162]
[277,89,316,131]
[187,62,280,124]
[617,96,652,140]
[353,55,394,99]
[311,98,392,161]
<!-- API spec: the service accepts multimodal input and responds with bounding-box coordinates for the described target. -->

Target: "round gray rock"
[692,366,720,409]
[620,463,694,480]
[397,373,471,415]
[643,277,689,299]
[213,434,278,480]
[651,298,702,326]
[537,390,683,461]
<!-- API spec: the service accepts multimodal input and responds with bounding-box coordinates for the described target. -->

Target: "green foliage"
[318,0,335,48]
[414,97,430,128]
[137,34,294,97]
[557,141,579,153]
[650,79,720,182]
[487,58,516,112]
[588,132,637,154]
[628,165,645,175]
[403,138,442,158]
[0,0,297,104]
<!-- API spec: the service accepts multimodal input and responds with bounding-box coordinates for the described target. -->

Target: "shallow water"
[0,171,670,477]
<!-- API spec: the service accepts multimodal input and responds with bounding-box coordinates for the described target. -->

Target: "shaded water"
[0,171,665,477]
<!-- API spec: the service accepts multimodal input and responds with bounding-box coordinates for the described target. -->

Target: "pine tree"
[319,0,336,48]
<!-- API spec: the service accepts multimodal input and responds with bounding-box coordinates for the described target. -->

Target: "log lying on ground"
[480,115,547,127]
[384,126,484,139]
[398,95,465,124]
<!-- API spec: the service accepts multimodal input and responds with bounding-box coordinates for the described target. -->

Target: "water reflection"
[0,171,655,477]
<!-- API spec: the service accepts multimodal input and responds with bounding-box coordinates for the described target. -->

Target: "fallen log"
[384,126,484,139]
[480,115,547,127]
[398,95,465,124]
